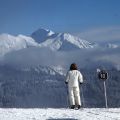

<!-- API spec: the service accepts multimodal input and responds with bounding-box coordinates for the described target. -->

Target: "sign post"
[103,81,108,108]
[97,69,108,108]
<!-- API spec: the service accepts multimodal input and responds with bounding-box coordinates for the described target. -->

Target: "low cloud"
[75,26,120,43]
[0,47,120,70]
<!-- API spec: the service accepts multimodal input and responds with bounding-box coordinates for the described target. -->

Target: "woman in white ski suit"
[65,63,83,109]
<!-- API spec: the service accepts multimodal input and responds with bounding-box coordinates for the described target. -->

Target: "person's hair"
[70,63,78,70]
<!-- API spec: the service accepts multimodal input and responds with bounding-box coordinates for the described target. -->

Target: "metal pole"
[103,81,108,108]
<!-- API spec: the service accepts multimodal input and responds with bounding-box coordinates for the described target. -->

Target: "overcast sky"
[0,0,120,41]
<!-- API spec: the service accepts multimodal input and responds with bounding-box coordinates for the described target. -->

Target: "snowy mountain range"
[1,28,120,56]
[0,28,96,56]
[31,28,95,51]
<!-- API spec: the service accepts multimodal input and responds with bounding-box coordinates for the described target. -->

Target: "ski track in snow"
[0,108,120,120]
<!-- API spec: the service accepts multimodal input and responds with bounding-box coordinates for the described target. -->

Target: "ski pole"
[66,84,69,108]
[80,84,85,108]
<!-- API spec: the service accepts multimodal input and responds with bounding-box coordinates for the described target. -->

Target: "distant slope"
[0,65,120,108]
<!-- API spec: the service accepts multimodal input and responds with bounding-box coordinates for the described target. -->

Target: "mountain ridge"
[0,28,95,55]
[31,28,95,51]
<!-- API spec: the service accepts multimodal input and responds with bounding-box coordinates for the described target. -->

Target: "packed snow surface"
[0,108,120,120]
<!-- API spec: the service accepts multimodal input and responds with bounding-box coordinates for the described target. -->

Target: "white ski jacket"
[65,70,83,88]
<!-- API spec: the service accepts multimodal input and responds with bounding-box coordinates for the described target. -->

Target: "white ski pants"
[68,86,81,106]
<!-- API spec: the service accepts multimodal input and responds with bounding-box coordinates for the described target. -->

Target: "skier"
[65,63,83,109]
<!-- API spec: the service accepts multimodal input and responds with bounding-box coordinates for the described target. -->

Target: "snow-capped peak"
[60,33,94,48]
[43,28,55,36]
[39,32,95,51]
[37,28,55,36]
[31,28,56,43]
[31,28,96,51]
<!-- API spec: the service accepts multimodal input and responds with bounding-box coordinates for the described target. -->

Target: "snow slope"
[0,108,120,120]
[0,34,38,56]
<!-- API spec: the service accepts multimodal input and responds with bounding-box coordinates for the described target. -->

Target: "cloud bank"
[0,47,120,70]
[75,26,120,43]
